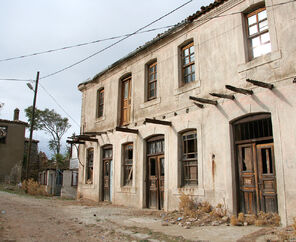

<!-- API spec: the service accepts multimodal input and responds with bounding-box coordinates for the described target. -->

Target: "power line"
[40,0,194,80]
[0,25,176,63]
[38,82,81,128]
[0,78,32,82]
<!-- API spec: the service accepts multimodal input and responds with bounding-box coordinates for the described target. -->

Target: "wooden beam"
[144,118,172,126]
[66,140,85,144]
[115,126,138,134]
[194,102,204,108]
[83,131,107,135]
[209,93,235,100]
[189,96,217,105]
[225,85,253,95]
[246,79,274,89]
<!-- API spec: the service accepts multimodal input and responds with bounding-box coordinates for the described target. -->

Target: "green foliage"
[25,106,71,155]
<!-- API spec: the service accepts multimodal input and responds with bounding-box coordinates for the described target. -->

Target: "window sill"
[174,80,201,96]
[238,50,281,73]
[95,116,106,123]
[140,97,161,109]
[173,187,204,196]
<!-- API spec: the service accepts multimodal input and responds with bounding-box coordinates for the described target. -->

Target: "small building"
[0,108,27,183]
[61,144,79,199]
[76,0,296,226]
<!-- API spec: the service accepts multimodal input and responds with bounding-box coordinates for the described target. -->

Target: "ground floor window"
[86,148,94,184]
[181,130,198,186]
[123,143,133,186]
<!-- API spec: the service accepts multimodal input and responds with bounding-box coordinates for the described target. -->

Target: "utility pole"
[25,71,40,180]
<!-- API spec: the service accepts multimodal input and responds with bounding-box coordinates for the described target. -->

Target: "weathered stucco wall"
[0,121,26,183]
[78,0,296,226]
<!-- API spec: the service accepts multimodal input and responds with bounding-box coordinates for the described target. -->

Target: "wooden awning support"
[246,79,274,89]
[189,96,217,105]
[225,85,253,95]
[144,118,172,126]
[194,102,204,108]
[66,140,85,144]
[83,131,107,135]
[209,93,235,100]
[115,126,139,134]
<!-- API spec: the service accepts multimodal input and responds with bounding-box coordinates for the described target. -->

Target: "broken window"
[246,7,271,59]
[123,143,133,186]
[181,130,198,186]
[0,126,8,144]
[181,42,195,84]
[97,88,104,118]
[86,148,94,184]
[147,61,157,101]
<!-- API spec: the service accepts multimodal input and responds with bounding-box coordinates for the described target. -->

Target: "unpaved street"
[0,191,273,241]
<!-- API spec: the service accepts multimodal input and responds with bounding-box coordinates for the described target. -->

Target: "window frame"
[86,148,94,184]
[181,42,195,85]
[147,61,157,101]
[97,88,104,118]
[122,143,133,186]
[181,130,198,186]
[245,7,271,60]
[71,170,78,186]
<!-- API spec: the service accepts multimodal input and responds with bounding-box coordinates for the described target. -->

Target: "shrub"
[230,215,239,226]
[22,179,48,196]
[179,193,196,217]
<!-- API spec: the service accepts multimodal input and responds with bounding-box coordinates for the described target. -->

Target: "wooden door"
[121,77,131,125]
[148,155,164,209]
[102,146,112,202]
[256,143,277,213]
[237,143,258,214]
[237,143,278,214]
[103,159,111,201]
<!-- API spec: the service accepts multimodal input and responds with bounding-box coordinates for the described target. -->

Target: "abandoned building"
[0,108,27,183]
[75,0,296,226]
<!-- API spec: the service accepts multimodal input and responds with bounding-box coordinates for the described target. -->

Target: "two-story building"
[76,0,296,226]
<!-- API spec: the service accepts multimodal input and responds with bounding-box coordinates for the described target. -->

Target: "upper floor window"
[181,42,195,85]
[97,88,104,118]
[120,75,131,126]
[123,143,133,186]
[147,61,157,101]
[86,148,94,184]
[246,7,271,59]
[0,126,7,144]
[181,130,198,186]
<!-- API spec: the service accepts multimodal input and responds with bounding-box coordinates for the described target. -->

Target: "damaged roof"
[78,0,228,88]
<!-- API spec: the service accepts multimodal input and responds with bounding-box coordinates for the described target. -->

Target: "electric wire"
[39,0,194,80]
[38,82,81,128]
[0,25,176,63]
[0,78,32,82]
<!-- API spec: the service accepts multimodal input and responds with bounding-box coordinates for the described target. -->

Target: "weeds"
[22,179,48,196]
[230,211,280,227]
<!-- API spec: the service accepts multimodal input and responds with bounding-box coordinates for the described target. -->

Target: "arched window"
[180,130,198,186]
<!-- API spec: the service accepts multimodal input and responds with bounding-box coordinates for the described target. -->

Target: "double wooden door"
[237,143,277,214]
[147,155,164,210]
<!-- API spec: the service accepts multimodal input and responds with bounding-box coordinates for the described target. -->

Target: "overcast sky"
[0,0,212,157]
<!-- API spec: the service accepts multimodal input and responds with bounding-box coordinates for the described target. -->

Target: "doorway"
[102,145,112,202]
[146,136,164,210]
[233,113,278,214]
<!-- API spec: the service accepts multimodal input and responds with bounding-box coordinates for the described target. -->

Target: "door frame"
[232,113,278,215]
[101,145,113,202]
[145,135,165,210]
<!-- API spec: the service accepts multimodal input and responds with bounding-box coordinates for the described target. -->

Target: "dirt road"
[0,191,275,241]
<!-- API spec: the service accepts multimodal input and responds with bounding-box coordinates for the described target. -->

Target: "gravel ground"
[0,191,284,241]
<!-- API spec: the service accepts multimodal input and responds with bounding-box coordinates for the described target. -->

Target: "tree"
[25,106,71,155]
